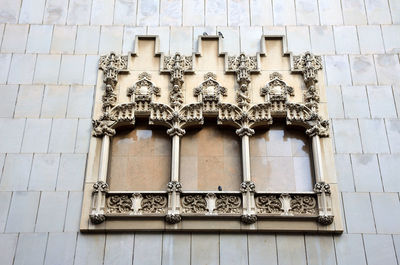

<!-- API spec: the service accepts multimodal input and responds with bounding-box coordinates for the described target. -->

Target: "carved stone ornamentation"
[241,214,257,224]
[194,72,227,113]
[107,195,132,214]
[261,72,294,102]
[163,53,193,108]
[165,213,182,224]
[89,213,106,224]
[240,181,256,192]
[181,195,207,214]
[290,195,318,215]
[167,181,182,193]
[255,195,282,214]
[141,194,168,214]
[127,72,160,112]
[228,54,258,108]
[93,181,109,193]
[215,195,241,214]
[314,182,331,194]
[317,215,334,225]
[293,52,323,111]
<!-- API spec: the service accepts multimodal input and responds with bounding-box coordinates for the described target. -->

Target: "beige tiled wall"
[0,0,399,264]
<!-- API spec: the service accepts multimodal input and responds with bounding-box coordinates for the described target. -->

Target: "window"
[81,36,343,232]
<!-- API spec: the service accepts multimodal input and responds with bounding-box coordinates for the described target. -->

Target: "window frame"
[80,35,343,233]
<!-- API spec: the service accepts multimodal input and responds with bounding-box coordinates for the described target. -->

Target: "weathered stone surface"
[374,55,400,85]
[162,234,191,265]
[310,26,335,55]
[137,0,159,26]
[8,54,36,84]
[272,0,296,25]
[170,27,192,55]
[378,154,400,192]
[0,234,18,265]
[335,154,355,191]
[248,235,277,265]
[64,191,83,232]
[206,0,227,25]
[104,234,134,265]
[41,85,69,118]
[75,26,100,54]
[83,55,100,85]
[371,193,400,233]
[220,234,248,265]
[287,26,311,53]
[0,85,18,118]
[295,0,319,25]
[34,55,61,84]
[367,86,397,118]
[217,26,240,55]
[1,24,29,53]
[363,234,397,265]
[14,233,47,265]
[332,119,362,153]
[147,27,170,53]
[341,0,367,25]
[333,26,360,54]
[122,26,146,53]
[91,0,114,25]
[74,118,92,153]
[59,55,85,84]
[57,154,86,191]
[50,26,76,54]
[67,86,94,118]
[349,55,377,85]
[67,0,91,25]
[44,232,77,265]
[192,234,219,265]
[183,0,204,26]
[29,154,60,191]
[305,235,336,265]
[0,154,32,191]
[228,0,250,26]
[43,0,68,24]
[0,118,26,153]
[334,234,367,265]
[114,0,137,25]
[99,26,124,54]
[0,192,11,232]
[358,119,390,153]
[0,0,21,23]
[385,119,400,153]
[351,154,383,192]
[341,86,370,118]
[325,55,352,85]
[318,0,343,25]
[381,25,400,54]
[15,85,44,118]
[342,192,375,233]
[35,191,68,232]
[358,25,385,54]
[48,119,78,153]
[26,25,53,53]
[250,0,273,26]
[6,192,40,233]
[364,0,391,24]
[133,233,162,265]
[240,26,262,54]
[160,0,182,26]
[0,54,11,84]
[276,235,306,265]
[21,119,52,153]
[74,234,106,265]
[19,0,46,23]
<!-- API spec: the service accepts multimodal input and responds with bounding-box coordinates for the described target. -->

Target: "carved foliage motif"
[255,194,318,215]
[181,195,207,214]
[290,195,318,215]
[106,194,168,214]
[127,72,160,112]
[141,194,168,214]
[215,195,241,214]
[255,195,282,214]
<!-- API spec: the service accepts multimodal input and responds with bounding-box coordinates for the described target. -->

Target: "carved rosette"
[255,193,318,216]
[105,193,168,215]
[215,195,241,214]
[181,195,207,214]
[255,195,282,214]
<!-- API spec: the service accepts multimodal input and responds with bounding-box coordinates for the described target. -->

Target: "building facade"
[0,0,400,264]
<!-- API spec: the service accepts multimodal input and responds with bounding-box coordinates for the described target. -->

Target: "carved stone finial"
[89,213,106,224]
[261,72,294,102]
[241,214,257,224]
[317,215,334,225]
[165,213,182,224]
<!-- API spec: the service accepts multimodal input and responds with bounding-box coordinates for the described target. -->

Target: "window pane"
[180,123,242,191]
[108,124,171,191]
[250,125,314,192]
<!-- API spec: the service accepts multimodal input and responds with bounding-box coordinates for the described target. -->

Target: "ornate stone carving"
[215,195,241,214]
[163,53,193,108]
[314,182,331,194]
[167,181,182,193]
[99,52,128,86]
[165,213,182,224]
[194,72,227,113]
[127,72,160,112]
[290,195,318,215]
[255,195,282,214]
[317,215,334,225]
[93,181,109,193]
[293,52,323,111]
[261,72,294,102]
[228,54,258,108]
[181,195,207,214]
[141,194,168,214]
[240,181,256,192]
[89,213,106,224]
[107,195,132,214]
[241,214,257,224]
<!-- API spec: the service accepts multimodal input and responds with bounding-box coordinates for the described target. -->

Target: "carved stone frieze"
[215,195,241,214]
[141,194,168,214]
[105,193,168,215]
[290,195,318,215]
[181,195,207,214]
[107,195,132,213]
[255,195,282,214]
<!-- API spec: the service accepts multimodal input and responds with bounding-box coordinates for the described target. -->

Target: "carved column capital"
[240,181,256,193]
[317,215,334,225]
[314,182,331,194]
[236,127,255,137]
[92,180,109,193]
[89,213,106,224]
[165,213,182,224]
[166,127,186,137]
